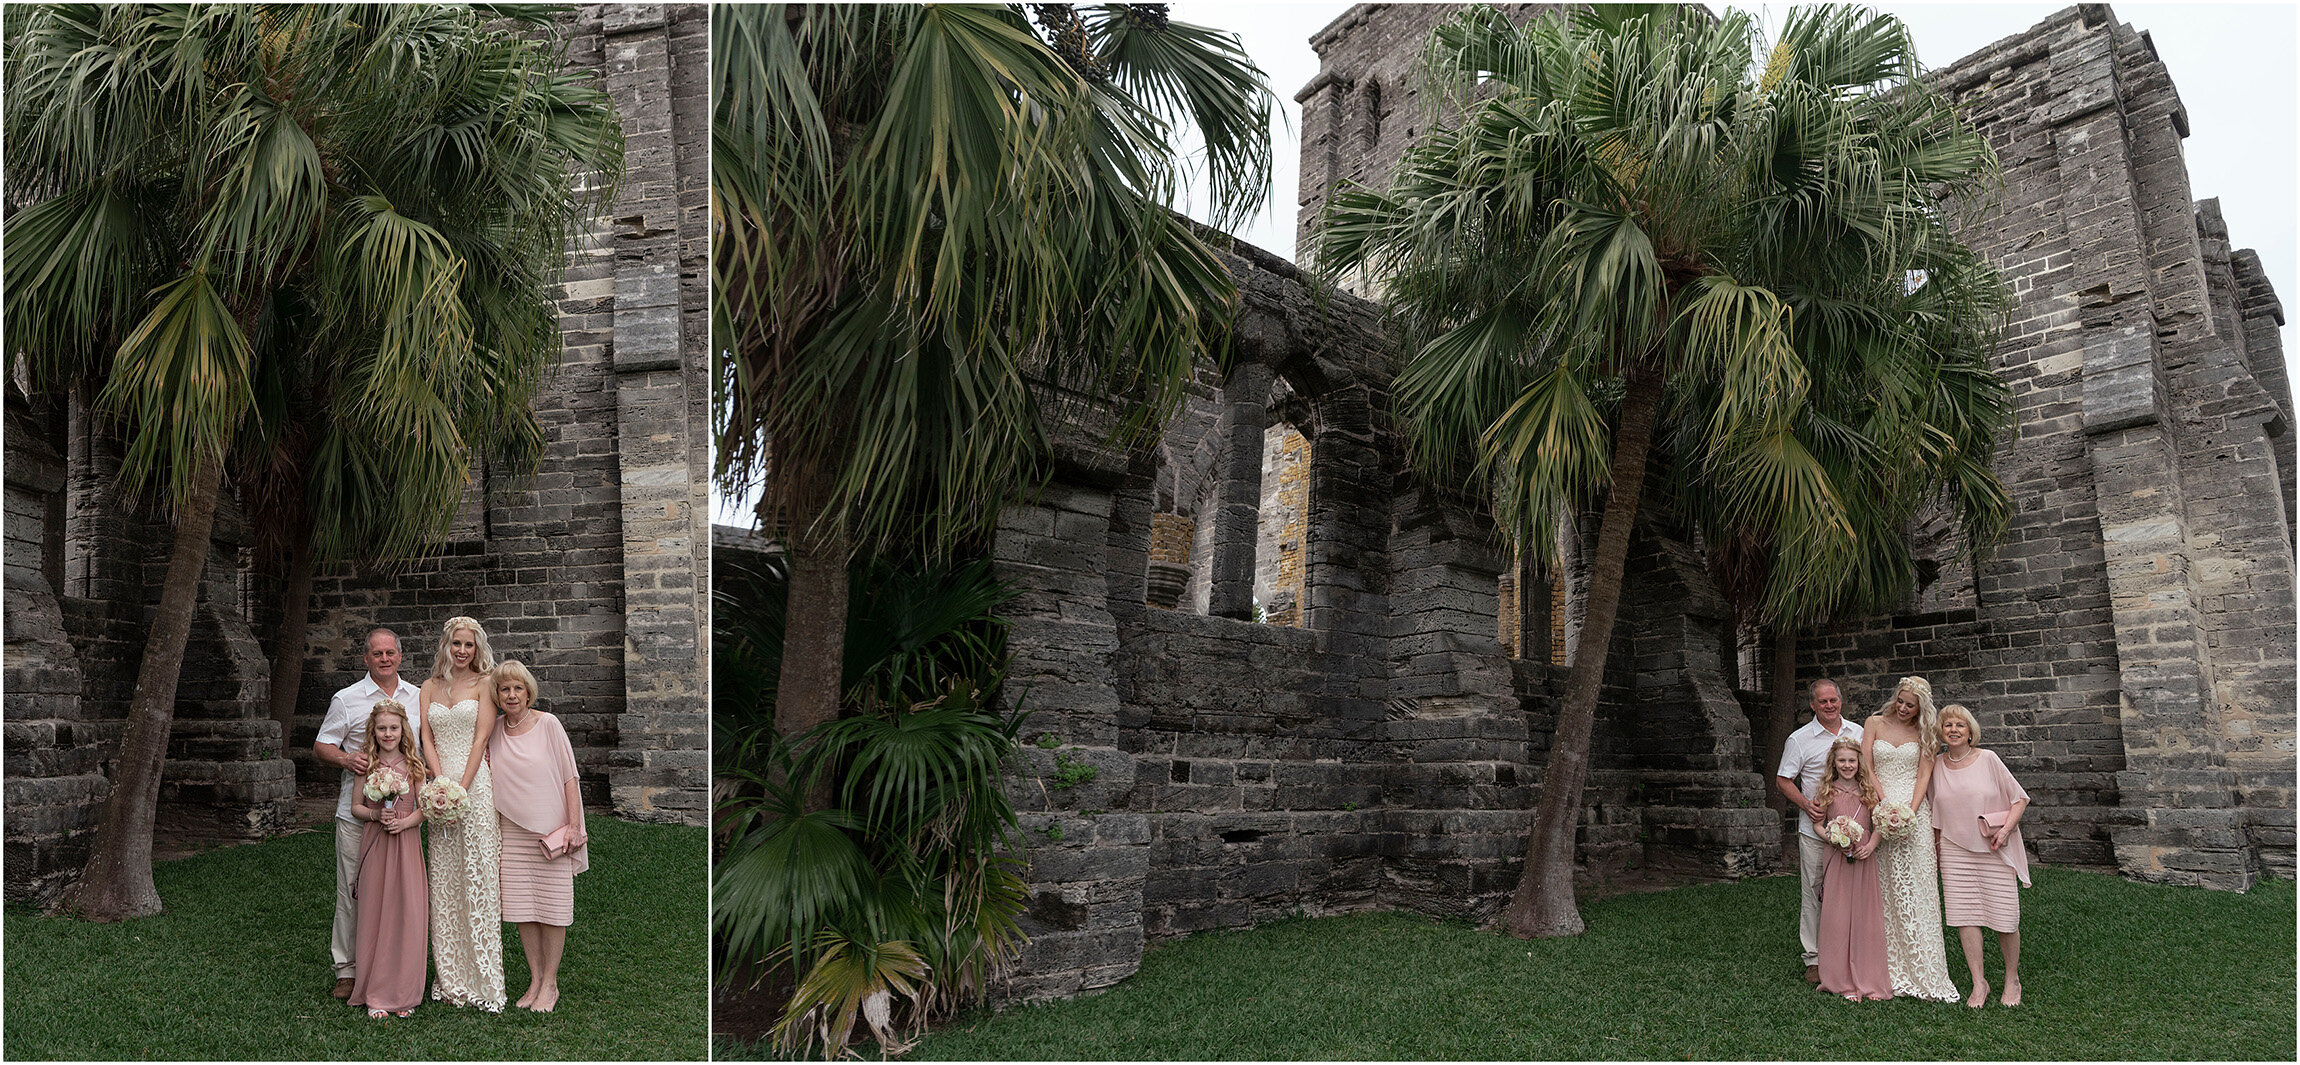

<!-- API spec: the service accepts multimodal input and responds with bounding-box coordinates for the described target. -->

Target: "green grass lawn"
[811,867,2292,1061]
[5,815,708,1060]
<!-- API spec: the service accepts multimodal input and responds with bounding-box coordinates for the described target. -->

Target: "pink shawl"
[487,712,588,870]
[1930,748,2031,886]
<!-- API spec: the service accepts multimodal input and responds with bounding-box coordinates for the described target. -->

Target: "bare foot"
[367,1009,390,1021]
[1866,993,1891,1001]
[1966,980,1989,1008]
[517,986,538,1009]
[532,987,560,1013]
[1844,993,1860,1001]
[2001,982,2022,1007]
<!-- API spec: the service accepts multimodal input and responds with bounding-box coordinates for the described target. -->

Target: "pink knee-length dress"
[1816,784,1892,1000]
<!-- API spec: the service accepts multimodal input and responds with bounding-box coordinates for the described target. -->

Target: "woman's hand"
[1854,837,1878,860]
[1989,823,2012,850]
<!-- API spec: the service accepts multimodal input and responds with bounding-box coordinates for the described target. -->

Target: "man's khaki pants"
[1798,832,1829,966]
[332,817,362,978]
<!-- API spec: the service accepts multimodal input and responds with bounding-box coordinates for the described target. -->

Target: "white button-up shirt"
[1776,716,1863,840]
[316,674,425,823]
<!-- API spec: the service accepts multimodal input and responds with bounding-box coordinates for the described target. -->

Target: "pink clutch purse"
[540,825,574,859]
[1979,810,2012,848]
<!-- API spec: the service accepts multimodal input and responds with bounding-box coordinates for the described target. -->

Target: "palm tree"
[4,3,622,921]
[713,3,1274,745]
[1315,4,2011,937]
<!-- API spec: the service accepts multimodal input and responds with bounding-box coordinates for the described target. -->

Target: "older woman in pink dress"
[487,659,589,1013]
[1929,703,2031,1008]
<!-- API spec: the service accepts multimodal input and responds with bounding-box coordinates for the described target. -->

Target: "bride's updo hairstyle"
[1878,675,1941,752]
[430,615,499,680]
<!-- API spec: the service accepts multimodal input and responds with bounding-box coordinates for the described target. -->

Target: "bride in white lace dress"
[419,616,507,1012]
[1860,676,1960,1002]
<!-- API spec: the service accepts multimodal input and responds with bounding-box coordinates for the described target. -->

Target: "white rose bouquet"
[362,765,410,804]
[419,778,470,823]
[1872,801,1917,842]
[1823,816,1865,861]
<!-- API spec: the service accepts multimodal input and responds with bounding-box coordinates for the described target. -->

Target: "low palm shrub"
[711,554,1026,1057]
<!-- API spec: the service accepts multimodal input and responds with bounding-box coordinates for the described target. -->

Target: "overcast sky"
[716,2,2300,526]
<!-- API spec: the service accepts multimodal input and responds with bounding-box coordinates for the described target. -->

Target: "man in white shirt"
[1773,678,1859,985]
[312,627,424,1001]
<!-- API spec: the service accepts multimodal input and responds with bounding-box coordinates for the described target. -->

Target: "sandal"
[367,1009,389,1021]
[394,1009,414,1019]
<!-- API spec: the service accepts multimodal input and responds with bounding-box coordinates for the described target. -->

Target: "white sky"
[716,2,2300,526]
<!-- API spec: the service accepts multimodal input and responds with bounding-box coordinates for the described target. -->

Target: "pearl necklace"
[1943,746,1978,766]
[502,710,535,735]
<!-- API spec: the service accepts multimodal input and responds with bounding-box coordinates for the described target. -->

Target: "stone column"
[995,480,1149,1001]
[3,401,105,905]
[599,3,709,825]
[2043,24,2253,888]
[1207,362,1271,619]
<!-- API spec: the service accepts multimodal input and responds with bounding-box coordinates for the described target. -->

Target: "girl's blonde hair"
[1938,703,1981,749]
[491,659,540,709]
[1878,675,1941,752]
[365,699,427,783]
[430,615,498,680]
[1825,734,1881,809]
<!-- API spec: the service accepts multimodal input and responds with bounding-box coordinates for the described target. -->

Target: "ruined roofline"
[1305,4,2129,102]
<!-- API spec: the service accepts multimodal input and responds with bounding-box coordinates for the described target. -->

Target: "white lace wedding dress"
[1872,739,1960,1001]
[427,699,506,1012]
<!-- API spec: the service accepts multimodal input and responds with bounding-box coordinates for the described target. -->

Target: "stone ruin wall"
[987,238,1777,1001]
[1797,4,2295,886]
[1291,2,2293,889]
[2,4,712,907]
[974,0,2293,999]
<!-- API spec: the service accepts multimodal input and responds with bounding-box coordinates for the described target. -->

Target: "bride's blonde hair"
[430,615,498,680]
[1877,676,1941,752]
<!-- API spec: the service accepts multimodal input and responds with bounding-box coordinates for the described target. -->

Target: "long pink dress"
[1816,784,1892,1000]
[349,758,429,1014]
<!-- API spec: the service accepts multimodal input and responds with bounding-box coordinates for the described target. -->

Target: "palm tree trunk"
[1501,366,1665,939]
[265,532,318,758]
[1763,627,1800,812]
[778,525,850,742]
[55,451,226,922]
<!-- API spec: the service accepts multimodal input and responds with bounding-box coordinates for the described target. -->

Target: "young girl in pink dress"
[1816,736,1892,1001]
[348,700,430,1020]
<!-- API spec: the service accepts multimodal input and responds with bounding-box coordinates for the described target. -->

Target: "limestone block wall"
[1803,4,2294,885]
[3,400,104,905]
[988,242,1784,999]
[1302,1,2293,888]
[289,5,710,825]
[1,9,712,908]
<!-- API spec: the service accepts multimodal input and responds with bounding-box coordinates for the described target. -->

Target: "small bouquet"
[419,778,470,824]
[1823,815,1865,861]
[362,764,410,805]
[1872,801,1917,842]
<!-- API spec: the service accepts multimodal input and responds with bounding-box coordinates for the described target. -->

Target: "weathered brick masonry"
[970,1,2292,999]
[978,236,1776,1000]
[1799,4,2295,887]
[3,5,712,907]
